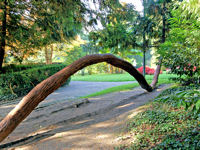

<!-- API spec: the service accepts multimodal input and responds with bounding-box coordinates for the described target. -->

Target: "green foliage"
[89,23,137,54]
[0,0,39,64]
[89,2,139,55]
[0,64,70,101]
[64,46,86,65]
[153,129,200,150]
[34,0,84,46]
[2,63,57,73]
[85,63,110,75]
[72,73,177,82]
[155,85,200,116]
[116,87,199,150]
[0,0,95,66]
[159,0,200,85]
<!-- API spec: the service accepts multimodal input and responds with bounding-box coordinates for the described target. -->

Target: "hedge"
[0,64,70,101]
[1,63,61,73]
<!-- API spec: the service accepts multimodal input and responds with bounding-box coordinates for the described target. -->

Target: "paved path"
[0,81,135,106]
[44,81,135,105]
[0,84,171,149]
[0,81,135,123]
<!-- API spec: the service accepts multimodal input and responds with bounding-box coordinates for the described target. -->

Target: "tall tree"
[0,0,7,71]
[0,0,39,71]
[158,0,200,84]
[33,0,86,64]
[88,2,139,60]
[130,0,158,76]
[148,0,172,87]
[132,0,172,86]
[0,0,88,71]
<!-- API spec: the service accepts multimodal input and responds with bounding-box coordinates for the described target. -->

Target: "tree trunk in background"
[45,46,49,64]
[110,64,113,74]
[0,0,7,72]
[50,44,53,64]
[143,50,146,76]
[0,54,153,142]
[81,69,85,76]
[45,45,53,64]
[151,1,166,88]
[151,59,162,88]
[142,0,147,76]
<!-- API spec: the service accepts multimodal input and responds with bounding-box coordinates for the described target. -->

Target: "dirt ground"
[0,84,171,150]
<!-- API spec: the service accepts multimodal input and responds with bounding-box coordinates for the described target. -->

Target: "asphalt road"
[44,81,136,105]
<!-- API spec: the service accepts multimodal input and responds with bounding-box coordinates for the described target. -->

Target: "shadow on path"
[0,84,171,149]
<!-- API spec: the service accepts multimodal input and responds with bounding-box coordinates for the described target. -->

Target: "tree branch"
[0,54,152,142]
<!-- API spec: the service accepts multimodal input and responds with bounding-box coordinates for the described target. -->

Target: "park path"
[0,81,135,107]
[43,81,135,106]
[0,81,135,143]
[0,82,171,149]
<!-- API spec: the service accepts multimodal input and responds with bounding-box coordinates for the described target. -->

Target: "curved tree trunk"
[0,54,153,142]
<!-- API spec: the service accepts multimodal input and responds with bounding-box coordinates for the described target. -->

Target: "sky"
[119,0,143,12]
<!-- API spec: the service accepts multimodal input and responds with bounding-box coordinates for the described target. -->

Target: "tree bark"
[151,1,166,87]
[0,0,7,72]
[143,50,146,76]
[142,0,147,76]
[151,59,162,88]
[0,54,153,142]
[45,45,53,64]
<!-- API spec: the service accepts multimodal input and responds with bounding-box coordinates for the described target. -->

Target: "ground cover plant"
[116,84,200,150]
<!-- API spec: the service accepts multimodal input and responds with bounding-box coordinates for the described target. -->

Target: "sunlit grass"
[72,73,177,82]
[82,78,174,98]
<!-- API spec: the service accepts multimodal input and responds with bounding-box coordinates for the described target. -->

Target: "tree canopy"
[159,0,200,84]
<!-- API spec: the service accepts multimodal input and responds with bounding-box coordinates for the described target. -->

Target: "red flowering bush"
[137,66,162,75]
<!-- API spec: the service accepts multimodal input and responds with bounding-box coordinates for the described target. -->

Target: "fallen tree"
[0,54,156,142]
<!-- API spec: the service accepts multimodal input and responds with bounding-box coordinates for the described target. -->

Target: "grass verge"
[115,85,200,150]
[82,83,139,98]
[82,78,174,98]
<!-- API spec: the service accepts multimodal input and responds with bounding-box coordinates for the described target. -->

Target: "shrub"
[0,64,70,101]
[1,63,62,74]
[137,66,162,75]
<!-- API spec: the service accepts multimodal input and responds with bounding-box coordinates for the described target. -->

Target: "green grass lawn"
[72,73,177,82]
[82,77,174,98]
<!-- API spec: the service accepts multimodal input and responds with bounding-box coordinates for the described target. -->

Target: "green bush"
[0,64,70,101]
[158,0,200,85]
[2,64,43,73]
[1,63,62,73]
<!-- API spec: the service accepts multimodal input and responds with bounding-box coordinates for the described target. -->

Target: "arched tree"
[0,0,166,143]
[0,53,153,142]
